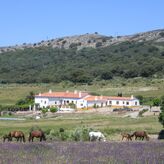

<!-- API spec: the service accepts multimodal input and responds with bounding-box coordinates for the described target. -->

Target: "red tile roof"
[84,95,108,102]
[36,91,89,98]
[108,96,136,101]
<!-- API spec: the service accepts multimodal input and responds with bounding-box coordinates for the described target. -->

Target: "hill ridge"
[0,29,164,53]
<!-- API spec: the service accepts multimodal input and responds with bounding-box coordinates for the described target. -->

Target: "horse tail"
[22,134,26,142]
[42,132,46,141]
[28,132,32,142]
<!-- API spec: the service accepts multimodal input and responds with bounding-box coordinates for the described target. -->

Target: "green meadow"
[0,113,162,141]
[0,78,163,105]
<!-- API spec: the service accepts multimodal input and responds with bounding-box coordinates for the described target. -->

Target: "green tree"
[136,95,144,105]
[153,98,160,106]
[159,96,164,127]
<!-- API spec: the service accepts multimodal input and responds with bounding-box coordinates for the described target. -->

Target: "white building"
[107,95,140,107]
[35,90,140,109]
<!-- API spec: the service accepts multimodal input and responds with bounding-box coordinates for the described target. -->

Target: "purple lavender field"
[0,141,164,164]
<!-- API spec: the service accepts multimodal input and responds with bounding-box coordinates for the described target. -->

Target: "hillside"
[0,29,164,84]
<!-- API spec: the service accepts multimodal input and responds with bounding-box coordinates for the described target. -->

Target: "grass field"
[0,78,164,105]
[0,113,162,141]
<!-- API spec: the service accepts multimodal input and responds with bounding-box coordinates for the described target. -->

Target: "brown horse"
[3,134,12,142]
[8,131,26,142]
[28,130,46,142]
[131,131,149,141]
[121,133,132,141]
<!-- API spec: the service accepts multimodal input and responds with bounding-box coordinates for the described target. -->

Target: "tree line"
[0,40,163,84]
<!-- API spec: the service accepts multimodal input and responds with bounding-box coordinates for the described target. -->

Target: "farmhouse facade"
[35,90,140,109]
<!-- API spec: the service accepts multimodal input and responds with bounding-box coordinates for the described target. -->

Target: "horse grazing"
[131,131,149,141]
[121,133,132,141]
[8,131,26,142]
[89,131,106,142]
[28,130,46,142]
[3,134,12,142]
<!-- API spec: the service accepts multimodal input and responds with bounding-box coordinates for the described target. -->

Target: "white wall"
[76,99,87,108]
[108,99,140,107]
[35,97,49,108]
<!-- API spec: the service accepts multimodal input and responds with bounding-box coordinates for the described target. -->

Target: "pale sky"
[0,0,164,46]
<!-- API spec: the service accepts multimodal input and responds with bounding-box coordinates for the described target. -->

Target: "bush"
[71,126,93,141]
[68,103,76,109]
[47,129,70,141]
[50,107,58,113]
[42,108,48,114]
[95,42,102,48]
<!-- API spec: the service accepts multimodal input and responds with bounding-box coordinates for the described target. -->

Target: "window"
[126,102,129,105]
[109,101,112,104]
[44,101,46,104]
[123,101,125,104]
[81,104,83,106]
[67,100,69,103]
[116,101,119,105]
[135,101,137,105]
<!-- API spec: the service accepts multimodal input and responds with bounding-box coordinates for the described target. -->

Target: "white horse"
[89,131,106,142]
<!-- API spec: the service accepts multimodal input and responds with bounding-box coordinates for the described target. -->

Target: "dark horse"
[28,130,46,142]
[8,131,26,142]
[121,133,132,141]
[3,134,11,142]
[131,131,149,141]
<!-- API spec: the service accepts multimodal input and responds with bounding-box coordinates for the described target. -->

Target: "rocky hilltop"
[0,29,164,53]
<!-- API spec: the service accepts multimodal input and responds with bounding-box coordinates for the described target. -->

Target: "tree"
[136,95,144,105]
[159,96,164,127]
[153,98,160,106]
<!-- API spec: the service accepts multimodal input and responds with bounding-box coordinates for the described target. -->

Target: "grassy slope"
[0,113,162,141]
[0,78,163,105]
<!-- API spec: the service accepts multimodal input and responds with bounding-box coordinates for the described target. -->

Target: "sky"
[0,0,164,46]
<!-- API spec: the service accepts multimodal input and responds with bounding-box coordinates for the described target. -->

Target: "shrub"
[59,128,64,133]
[95,42,102,48]
[50,107,58,113]
[71,126,93,141]
[153,98,160,106]
[47,129,70,141]
[42,108,48,114]
[68,102,76,109]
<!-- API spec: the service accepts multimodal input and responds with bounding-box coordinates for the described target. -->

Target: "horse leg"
[122,136,124,141]
[32,137,34,142]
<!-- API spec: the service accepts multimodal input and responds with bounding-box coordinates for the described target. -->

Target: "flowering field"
[0,141,164,164]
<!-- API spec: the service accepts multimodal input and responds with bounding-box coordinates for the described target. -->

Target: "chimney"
[66,90,69,93]
[79,91,82,97]
[131,95,134,99]
[95,96,98,101]
[74,90,77,94]
[39,93,41,96]
[49,89,52,93]
[100,95,103,99]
